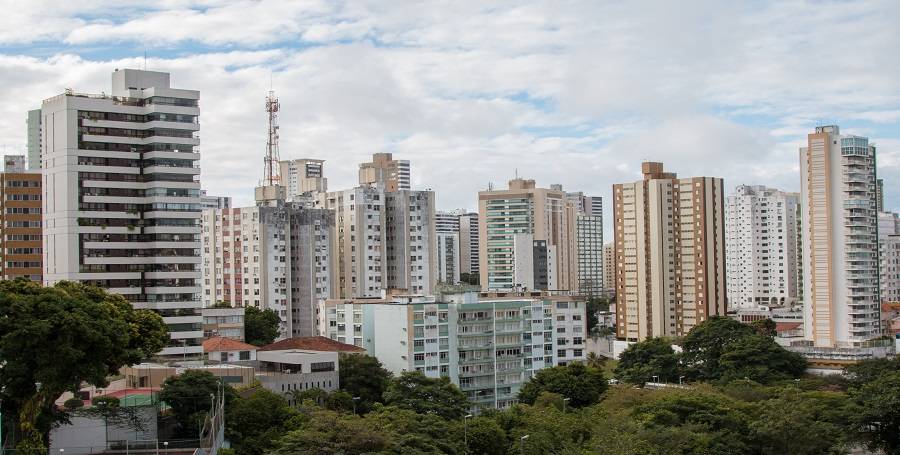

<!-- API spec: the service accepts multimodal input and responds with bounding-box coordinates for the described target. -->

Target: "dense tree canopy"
[337,353,392,413]
[517,362,607,407]
[0,280,168,449]
[243,306,281,346]
[615,337,681,385]
[382,371,469,419]
[159,370,236,436]
[851,370,900,453]
[678,317,805,384]
[226,387,299,455]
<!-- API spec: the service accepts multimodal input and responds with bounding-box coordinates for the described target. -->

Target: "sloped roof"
[202,336,258,352]
[258,336,366,353]
[775,322,802,333]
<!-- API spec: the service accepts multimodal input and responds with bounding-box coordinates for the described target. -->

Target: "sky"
[2,0,900,238]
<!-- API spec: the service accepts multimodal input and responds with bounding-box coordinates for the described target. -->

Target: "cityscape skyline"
[2,1,900,242]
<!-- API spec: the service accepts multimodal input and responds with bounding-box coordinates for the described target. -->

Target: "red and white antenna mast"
[263,90,281,186]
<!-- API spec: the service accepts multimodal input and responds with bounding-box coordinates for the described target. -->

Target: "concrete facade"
[40,69,203,357]
[725,185,800,309]
[612,162,727,342]
[800,126,881,347]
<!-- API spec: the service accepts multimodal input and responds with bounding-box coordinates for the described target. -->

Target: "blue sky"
[2,0,900,238]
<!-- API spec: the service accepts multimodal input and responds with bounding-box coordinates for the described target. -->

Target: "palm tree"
[586,352,607,369]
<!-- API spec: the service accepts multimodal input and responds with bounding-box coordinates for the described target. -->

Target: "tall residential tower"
[800,125,881,347]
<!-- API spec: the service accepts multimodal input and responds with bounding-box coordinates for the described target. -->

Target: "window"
[310,362,335,372]
[239,351,251,360]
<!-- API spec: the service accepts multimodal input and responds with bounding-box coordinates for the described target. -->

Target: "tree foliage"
[0,280,168,449]
[518,362,607,407]
[226,387,299,455]
[615,337,681,385]
[159,370,236,436]
[244,305,281,346]
[851,370,900,453]
[383,371,469,419]
[337,353,392,414]
[750,318,777,338]
[680,317,805,384]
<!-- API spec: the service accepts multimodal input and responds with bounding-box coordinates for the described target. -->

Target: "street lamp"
[562,397,571,413]
[679,376,685,385]
[519,435,529,455]
[352,396,361,415]
[163,441,168,455]
[464,414,473,454]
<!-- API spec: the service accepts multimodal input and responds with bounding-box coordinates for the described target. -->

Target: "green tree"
[465,417,507,455]
[518,362,607,407]
[586,297,611,334]
[383,371,469,419]
[680,317,756,381]
[585,352,607,369]
[845,356,900,388]
[159,370,236,436]
[290,388,328,407]
[533,391,566,410]
[717,334,805,383]
[750,390,857,455]
[226,387,299,455]
[244,306,281,346]
[325,390,354,413]
[337,353,392,414]
[750,318,777,337]
[270,409,391,455]
[0,280,168,450]
[614,337,680,385]
[851,371,900,453]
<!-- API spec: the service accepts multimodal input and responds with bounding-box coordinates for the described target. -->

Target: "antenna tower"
[263,90,282,186]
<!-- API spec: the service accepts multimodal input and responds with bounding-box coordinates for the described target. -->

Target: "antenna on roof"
[515,168,518,179]
[143,49,147,71]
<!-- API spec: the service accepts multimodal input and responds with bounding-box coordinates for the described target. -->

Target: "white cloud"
[1,0,900,237]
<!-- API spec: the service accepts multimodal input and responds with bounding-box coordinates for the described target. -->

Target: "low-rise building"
[317,289,587,411]
[203,336,257,363]
[256,336,364,402]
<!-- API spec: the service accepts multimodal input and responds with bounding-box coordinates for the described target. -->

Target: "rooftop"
[202,336,257,352]
[259,336,366,353]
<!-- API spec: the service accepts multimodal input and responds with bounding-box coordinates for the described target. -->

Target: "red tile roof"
[202,337,258,352]
[258,336,366,353]
[775,322,802,333]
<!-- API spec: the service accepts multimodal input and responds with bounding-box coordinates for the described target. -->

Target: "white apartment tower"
[612,162,726,342]
[878,212,900,302]
[458,212,480,276]
[800,125,881,347]
[725,185,800,309]
[280,158,327,199]
[42,69,203,357]
[566,191,604,298]
[435,211,461,285]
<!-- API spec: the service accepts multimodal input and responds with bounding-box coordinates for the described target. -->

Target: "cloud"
[1,0,900,239]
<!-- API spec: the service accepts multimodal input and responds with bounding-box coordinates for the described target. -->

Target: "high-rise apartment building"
[26,109,41,170]
[384,190,437,293]
[200,203,333,338]
[41,69,203,357]
[320,186,386,298]
[725,185,800,309]
[436,211,461,285]
[876,178,885,212]
[800,125,881,347]
[878,212,900,302]
[458,212,480,276]
[478,178,578,292]
[280,158,327,199]
[612,162,726,342]
[200,190,231,210]
[0,156,42,281]
[603,242,615,297]
[359,152,410,191]
[318,290,587,411]
[565,191,604,298]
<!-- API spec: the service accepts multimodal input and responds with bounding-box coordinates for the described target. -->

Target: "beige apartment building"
[800,125,881,347]
[478,178,578,292]
[359,152,410,192]
[612,162,726,342]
